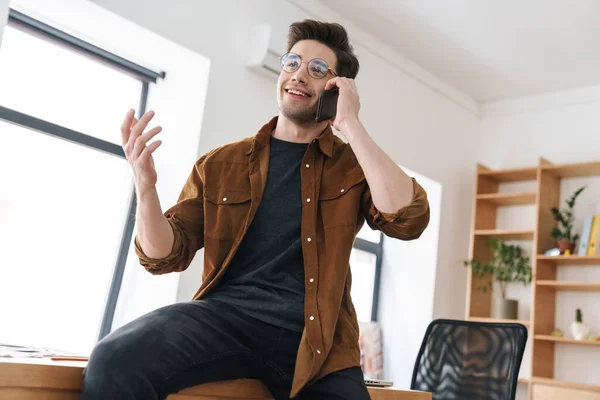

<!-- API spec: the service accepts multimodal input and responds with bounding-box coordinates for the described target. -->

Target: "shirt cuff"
[134,216,183,270]
[371,177,429,225]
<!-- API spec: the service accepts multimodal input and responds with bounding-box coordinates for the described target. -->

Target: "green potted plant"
[463,238,532,319]
[551,186,586,254]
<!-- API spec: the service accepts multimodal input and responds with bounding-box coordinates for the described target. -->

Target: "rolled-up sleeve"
[134,153,209,275]
[361,177,430,240]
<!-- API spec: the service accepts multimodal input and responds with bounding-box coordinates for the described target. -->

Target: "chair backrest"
[410,319,527,400]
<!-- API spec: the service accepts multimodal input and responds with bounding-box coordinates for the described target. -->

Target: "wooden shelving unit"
[474,229,535,240]
[465,159,600,400]
[468,316,531,327]
[536,281,600,292]
[534,335,600,347]
[537,255,600,266]
[478,167,538,182]
[530,377,600,392]
[541,161,600,178]
[477,192,537,206]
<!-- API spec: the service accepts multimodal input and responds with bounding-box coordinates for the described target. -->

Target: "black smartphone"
[315,87,339,123]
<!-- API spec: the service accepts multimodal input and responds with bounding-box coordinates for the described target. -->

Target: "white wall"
[86,0,481,384]
[379,168,442,387]
[479,88,600,388]
[480,86,600,168]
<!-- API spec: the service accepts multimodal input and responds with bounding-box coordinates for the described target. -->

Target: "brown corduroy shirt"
[134,116,430,397]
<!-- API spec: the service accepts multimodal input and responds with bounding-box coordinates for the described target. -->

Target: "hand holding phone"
[315,87,339,123]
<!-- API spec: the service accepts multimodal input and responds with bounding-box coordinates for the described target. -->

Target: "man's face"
[277,40,338,126]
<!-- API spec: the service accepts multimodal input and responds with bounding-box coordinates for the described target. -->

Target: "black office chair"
[410,319,527,400]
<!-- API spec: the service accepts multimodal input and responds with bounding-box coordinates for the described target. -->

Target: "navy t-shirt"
[204,135,309,332]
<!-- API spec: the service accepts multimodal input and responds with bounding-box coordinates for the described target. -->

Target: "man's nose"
[291,64,309,84]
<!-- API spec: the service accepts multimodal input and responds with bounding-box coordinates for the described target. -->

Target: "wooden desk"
[0,358,431,400]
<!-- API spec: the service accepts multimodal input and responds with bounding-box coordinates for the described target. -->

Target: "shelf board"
[478,167,537,183]
[468,317,530,327]
[542,161,600,178]
[476,192,536,206]
[474,229,534,241]
[518,378,529,385]
[535,334,600,347]
[536,280,600,292]
[531,377,600,392]
[537,255,600,266]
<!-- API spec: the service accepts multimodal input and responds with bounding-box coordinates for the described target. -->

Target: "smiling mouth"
[285,88,312,98]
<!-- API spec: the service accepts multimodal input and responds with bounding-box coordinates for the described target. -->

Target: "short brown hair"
[287,19,359,79]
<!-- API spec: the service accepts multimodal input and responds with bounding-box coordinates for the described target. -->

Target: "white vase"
[571,321,590,340]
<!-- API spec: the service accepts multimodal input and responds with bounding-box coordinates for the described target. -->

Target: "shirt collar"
[246,116,334,158]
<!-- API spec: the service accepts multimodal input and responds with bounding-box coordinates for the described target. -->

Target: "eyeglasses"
[279,52,338,79]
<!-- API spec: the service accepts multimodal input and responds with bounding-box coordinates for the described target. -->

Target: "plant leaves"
[462,238,532,298]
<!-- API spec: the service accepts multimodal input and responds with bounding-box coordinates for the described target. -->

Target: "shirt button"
[309,278,315,283]
[307,237,312,242]
[305,164,310,168]
[316,349,321,354]
[340,189,345,193]
[223,197,228,202]
[306,198,311,203]
[309,316,315,321]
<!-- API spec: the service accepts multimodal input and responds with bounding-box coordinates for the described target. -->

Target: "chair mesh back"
[411,319,527,400]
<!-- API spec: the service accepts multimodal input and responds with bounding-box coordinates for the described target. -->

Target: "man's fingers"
[140,126,163,143]
[132,125,163,160]
[130,110,155,140]
[130,116,138,129]
[324,77,338,91]
[138,140,162,165]
[120,109,135,146]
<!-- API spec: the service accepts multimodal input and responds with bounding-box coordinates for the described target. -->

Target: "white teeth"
[288,89,308,97]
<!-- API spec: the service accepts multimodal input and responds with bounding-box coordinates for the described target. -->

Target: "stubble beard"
[280,99,318,126]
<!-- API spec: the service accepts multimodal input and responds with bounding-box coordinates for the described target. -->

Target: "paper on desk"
[0,342,86,359]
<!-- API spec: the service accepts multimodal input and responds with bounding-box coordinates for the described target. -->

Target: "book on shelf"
[577,215,600,256]
[588,215,600,256]
[577,216,594,255]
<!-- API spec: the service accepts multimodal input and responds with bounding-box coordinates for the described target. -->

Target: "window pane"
[0,26,142,145]
[356,222,381,243]
[0,120,133,355]
[349,248,377,322]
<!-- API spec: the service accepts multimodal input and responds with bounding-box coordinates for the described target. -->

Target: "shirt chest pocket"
[318,173,365,229]
[204,187,252,241]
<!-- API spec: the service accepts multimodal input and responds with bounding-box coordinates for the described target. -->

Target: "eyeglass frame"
[278,52,338,79]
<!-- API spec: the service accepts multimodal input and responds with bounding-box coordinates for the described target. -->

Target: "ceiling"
[319,0,600,103]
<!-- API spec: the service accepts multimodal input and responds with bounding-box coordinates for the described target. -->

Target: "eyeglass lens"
[281,53,329,79]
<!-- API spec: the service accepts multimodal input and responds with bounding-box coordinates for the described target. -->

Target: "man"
[82,19,429,400]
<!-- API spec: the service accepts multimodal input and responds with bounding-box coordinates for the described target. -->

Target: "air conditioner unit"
[246,24,282,79]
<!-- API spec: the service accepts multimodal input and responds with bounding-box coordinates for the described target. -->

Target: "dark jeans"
[81,299,371,400]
